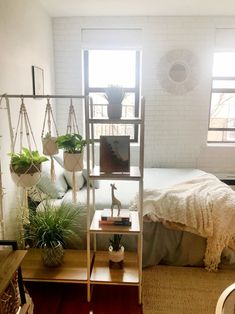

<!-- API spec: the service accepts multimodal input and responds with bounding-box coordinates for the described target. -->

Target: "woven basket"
[41,242,64,267]
[0,272,19,314]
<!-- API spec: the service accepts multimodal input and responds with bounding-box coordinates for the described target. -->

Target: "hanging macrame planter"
[57,100,85,203]
[9,98,48,188]
[41,98,59,181]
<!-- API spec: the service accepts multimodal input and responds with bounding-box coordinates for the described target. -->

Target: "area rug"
[142,265,235,314]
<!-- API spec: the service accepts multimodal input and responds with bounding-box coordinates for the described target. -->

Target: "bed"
[28,159,235,271]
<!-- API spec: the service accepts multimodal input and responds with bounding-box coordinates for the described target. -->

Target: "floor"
[25,282,143,314]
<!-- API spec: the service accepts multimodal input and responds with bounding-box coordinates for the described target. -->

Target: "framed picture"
[100,135,130,173]
[32,66,44,96]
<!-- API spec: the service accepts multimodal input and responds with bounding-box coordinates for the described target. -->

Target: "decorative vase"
[10,164,41,187]
[42,137,58,156]
[41,242,64,267]
[63,152,83,172]
[107,103,122,119]
[108,245,125,265]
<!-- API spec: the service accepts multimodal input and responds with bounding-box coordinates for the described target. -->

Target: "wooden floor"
[25,282,143,314]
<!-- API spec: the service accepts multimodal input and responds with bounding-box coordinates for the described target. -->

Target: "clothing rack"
[0,94,87,99]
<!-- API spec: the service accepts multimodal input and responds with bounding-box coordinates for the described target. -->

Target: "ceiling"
[38,0,235,17]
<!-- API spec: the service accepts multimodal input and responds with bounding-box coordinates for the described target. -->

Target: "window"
[84,50,140,142]
[208,52,235,143]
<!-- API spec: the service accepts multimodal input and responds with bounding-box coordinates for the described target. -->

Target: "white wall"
[0,0,54,240]
[53,16,235,174]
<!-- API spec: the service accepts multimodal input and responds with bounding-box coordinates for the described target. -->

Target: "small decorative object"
[158,49,199,95]
[100,135,130,173]
[32,65,44,96]
[25,201,81,267]
[104,85,125,119]
[109,234,124,269]
[9,148,48,187]
[110,183,121,216]
[56,133,87,172]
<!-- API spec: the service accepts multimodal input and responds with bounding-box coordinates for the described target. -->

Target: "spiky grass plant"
[25,201,81,248]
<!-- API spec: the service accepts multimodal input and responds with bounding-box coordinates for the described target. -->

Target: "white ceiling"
[38,0,235,17]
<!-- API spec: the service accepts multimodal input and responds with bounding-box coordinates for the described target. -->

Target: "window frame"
[83,50,140,142]
[208,74,235,143]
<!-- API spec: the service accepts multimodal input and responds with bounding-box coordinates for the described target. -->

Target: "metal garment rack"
[0,94,86,99]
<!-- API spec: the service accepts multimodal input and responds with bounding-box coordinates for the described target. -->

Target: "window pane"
[209,93,235,128]
[208,130,235,142]
[213,53,235,77]
[212,80,235,89]
[88,50,136,88]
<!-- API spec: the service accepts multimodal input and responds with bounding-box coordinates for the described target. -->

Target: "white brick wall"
[53,16,235,173]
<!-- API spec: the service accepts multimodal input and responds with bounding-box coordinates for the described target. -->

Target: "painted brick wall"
[53,16,235,174]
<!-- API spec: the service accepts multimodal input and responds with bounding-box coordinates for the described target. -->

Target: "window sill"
[207,142,235,148]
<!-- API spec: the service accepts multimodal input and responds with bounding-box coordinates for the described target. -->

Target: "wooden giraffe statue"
[110,183,121,216]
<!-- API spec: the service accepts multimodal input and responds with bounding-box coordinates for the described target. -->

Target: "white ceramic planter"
[108,245,125,263]
[42,137,58,156]
[10,164,41,187]
[63,152,83,172]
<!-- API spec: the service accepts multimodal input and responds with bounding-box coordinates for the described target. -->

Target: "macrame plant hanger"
[11,97,39,246]
[41,98,59,182]
[67,99,80,204]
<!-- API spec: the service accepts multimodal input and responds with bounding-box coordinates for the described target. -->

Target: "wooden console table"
[21,249,88,283]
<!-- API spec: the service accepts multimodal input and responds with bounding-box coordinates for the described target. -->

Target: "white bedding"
[134,173,235,271]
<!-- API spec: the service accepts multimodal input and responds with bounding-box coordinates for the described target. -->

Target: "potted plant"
[25,201,81,267]
[104,85,126,119]
[56,133,88,172]
[42,132,59,156]
[108,234,124,268]
[9,148,48,187]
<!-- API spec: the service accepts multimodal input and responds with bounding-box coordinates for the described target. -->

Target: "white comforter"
[138,173,235,271]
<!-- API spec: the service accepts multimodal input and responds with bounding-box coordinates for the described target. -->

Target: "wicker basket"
[0,272,19,314]
[41,242,64,267]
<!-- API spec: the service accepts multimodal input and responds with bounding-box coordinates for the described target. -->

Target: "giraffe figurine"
[110,183,122,216]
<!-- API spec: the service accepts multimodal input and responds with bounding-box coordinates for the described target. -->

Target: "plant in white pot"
[56,133,88,172]
[104,85,126,119]
[9,148,48,187]
[108,234,124,269]
[42,132,59,156]
[25,201,81,267]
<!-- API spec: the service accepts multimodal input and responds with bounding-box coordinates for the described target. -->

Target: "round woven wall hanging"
[158,49,199,95]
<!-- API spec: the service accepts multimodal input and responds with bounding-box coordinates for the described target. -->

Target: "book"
[101,209,131,222]
[99,220,132,227]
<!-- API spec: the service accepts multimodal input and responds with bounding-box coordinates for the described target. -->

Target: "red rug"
[25,282,142,314]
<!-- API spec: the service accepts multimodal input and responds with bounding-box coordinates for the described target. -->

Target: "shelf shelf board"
[90,251,139,285]
[90,210,140,234]
[89,166,142,180]
[88,117,142,124]
[0,249,27,294]
[21,249,88,283]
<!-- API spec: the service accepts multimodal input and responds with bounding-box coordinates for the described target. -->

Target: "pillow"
[64,170,85,190]
[28,158,68,201]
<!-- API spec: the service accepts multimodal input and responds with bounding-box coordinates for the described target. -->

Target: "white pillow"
[64,170,85,191]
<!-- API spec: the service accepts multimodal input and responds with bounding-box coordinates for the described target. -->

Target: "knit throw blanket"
[138,173,235,271]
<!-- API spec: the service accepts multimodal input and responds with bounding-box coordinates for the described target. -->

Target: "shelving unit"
[85,97,145,304]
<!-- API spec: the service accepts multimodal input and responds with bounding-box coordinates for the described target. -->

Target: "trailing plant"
[109,234,123,251]
[104,85,126,104]
[56,133,87,154]
[25,201,81,248]
[9,148,48,172]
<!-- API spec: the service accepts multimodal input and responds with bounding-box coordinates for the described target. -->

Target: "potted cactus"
[108,234,124,268]
[9,148,48,187]
[56,133,88,172]
[104,85,126,119]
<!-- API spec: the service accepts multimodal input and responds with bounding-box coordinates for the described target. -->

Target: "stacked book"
[99,209,132,226]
